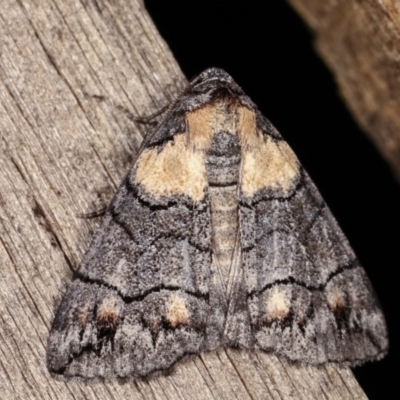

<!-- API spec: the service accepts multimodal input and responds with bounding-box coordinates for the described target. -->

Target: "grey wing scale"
[238,144,387,365]
[47,170,226,378]
[47,68,387,377]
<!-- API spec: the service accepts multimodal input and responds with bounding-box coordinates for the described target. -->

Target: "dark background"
[146,1,397,398]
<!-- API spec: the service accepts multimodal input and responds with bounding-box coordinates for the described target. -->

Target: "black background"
[146,1,397,398]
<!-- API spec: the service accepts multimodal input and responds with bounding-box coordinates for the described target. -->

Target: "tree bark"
[288,0,400,179]
[0,1,368,398]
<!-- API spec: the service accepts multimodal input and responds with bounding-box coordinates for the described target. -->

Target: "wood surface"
[289,0,400,179]
[0,1,368,398]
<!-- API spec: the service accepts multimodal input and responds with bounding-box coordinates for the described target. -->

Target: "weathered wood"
[288,0,400,179]
[0,1,368,398]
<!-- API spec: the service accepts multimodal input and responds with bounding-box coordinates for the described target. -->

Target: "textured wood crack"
[0,0,369,398]
[289,0,400,179]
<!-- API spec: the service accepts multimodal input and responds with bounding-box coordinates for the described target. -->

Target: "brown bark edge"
[289,0,400,179]
[0,0,367,398]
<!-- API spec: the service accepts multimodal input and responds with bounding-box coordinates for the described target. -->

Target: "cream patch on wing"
[266,286,290,321]
[96,297,120,330]
[166,293,190,328]
[135,134,207,201]
[327,287,346,310]
[241,135,299,197]
[237,106,259,148]
[186,104,216,150]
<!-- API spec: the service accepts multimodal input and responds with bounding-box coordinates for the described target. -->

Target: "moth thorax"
[205,131,240,289]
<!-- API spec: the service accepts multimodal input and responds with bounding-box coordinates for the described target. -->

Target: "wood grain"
[0,1,368,398]
[289,0,400,179]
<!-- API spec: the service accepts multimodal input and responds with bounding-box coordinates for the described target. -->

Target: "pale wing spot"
[241,136,299,197]
[266,286,290,321]
[186,104,216,150]
[237,106,259,148]
[97,298,120,329]
[327,287,346,310]
[166,293,190,328]
[135,134,207,201]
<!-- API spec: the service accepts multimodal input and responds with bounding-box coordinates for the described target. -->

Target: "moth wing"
[47,133,225,378]
[235,119,388,365]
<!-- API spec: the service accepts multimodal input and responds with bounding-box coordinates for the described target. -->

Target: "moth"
[47,68,388,378]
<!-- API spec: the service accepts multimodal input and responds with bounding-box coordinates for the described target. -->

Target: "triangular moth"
[47,68,388,379]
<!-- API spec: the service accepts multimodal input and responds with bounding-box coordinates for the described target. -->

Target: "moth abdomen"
[202,111,242,288]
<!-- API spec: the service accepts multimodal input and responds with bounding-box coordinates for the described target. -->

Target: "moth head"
[178,68,255,113]
[191,68,238,91]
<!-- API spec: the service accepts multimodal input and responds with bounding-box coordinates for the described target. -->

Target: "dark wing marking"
[47,147,227,379]
[236,118,388,365]
[47,68,388,378]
